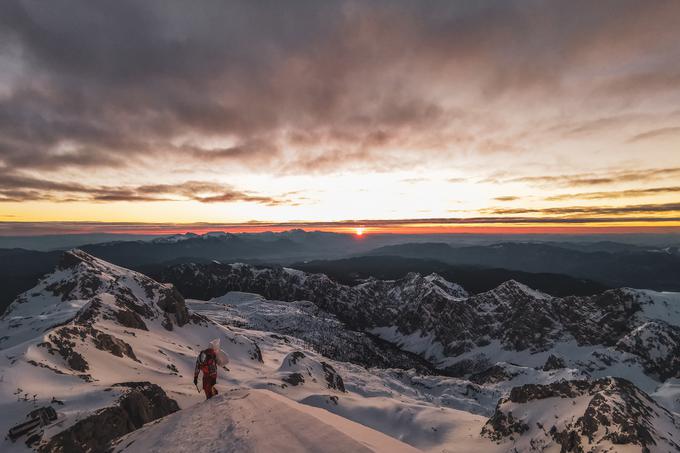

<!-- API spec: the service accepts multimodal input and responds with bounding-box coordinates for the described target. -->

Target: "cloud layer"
[0,1,679,227]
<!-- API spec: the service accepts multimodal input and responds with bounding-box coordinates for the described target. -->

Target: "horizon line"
[1,218,680,237]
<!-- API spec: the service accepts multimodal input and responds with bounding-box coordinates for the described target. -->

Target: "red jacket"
[194,349,217,379]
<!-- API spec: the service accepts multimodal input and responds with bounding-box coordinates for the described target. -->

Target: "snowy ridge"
[482,377,680,452]
[0,251,486,452]
[113,389,420,453]
[0,249,189,351]
[1,250,679,452]
[162,262,680,383]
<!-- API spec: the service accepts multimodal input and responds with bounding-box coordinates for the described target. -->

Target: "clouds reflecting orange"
[0,1,678,232]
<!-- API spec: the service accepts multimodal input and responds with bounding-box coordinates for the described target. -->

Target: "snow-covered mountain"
[482,377,680,452]
[0,250,263,452]
[162,262,680,382]
[1,250,679,452]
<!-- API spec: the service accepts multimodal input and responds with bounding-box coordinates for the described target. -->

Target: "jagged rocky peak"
[616,320,680,381]
[159,260,680,386]
[482,377,680,452]
[54,249,190,329]
[1,249,189,350]
[57,248,101,270]
[486,279,552,301]
[419,272,469,298]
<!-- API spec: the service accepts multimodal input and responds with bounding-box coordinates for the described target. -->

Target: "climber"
[193,339,227,399]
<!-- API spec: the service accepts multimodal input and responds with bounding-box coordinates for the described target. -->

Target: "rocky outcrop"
[156,285,189,329]
[542,354,566,371]
[163,263,669,382]
[282,373,305,386]
[39,382,179,453]
[45,327,90,372]
[1,250,195,356]
[469,365,519,385]
[278,351,346,393]
[92,331,138,361]
[616,321,680,380]
[43,324,139,373]
[114,309,148,330]
[482,377,680,452]
[321,362,345,392]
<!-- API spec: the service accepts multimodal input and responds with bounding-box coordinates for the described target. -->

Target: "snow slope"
[482,378,680,452]
[112,389,420,453]
[0,251,265,451]
[1,250,679,453]
[0,251,495,452]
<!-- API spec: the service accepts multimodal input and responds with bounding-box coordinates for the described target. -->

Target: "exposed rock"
[482,377,680,452]
[482,408,529,442]
[542,354,566,371]
[282,373,305,386]
[286,351,306,366]
[469,365,519,385]
[161,313,174,331]
[156,285,189,327]
[74,300,102,326]
[616,321,680,380]
[48,327,90,372]
[56,249,93,270]
[45,280,78,302]
[249,342,263,362]
[92,331,138,362]
[443,357,492,377]
[113,309,148,331]
[161,263,672,385]
[39,382,179,453]
[27,360,65,375]
[321,362,345,392]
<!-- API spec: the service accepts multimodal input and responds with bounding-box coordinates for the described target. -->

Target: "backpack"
[198,349,217,377]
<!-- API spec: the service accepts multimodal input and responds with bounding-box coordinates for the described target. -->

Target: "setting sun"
[355,227,364,236]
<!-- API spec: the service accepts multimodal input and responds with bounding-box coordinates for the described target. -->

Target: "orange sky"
[2,220,679,237]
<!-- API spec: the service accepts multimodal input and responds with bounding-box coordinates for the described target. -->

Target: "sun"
[355,227,364,236]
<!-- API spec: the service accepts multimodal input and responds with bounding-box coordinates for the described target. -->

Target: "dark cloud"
[489,168,680,188]
[545,186,680,201]
[494,196,519,202]
[0,0,678,176]
[482,202,680,216]
[0,169,292,205]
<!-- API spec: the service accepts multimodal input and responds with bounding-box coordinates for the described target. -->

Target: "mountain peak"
[492,279,551,300]
[57,248,102,270]
[1,249,190,350]
[482,377,680,451]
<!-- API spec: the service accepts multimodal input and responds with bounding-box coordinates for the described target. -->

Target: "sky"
[1,0,679,235]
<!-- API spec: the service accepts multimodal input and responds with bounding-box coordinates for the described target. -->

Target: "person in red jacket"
[194,345,219,399]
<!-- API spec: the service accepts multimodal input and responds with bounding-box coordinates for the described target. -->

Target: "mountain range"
[368,241,680,290]
[2,230,679,317]
[1,249,678,451]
